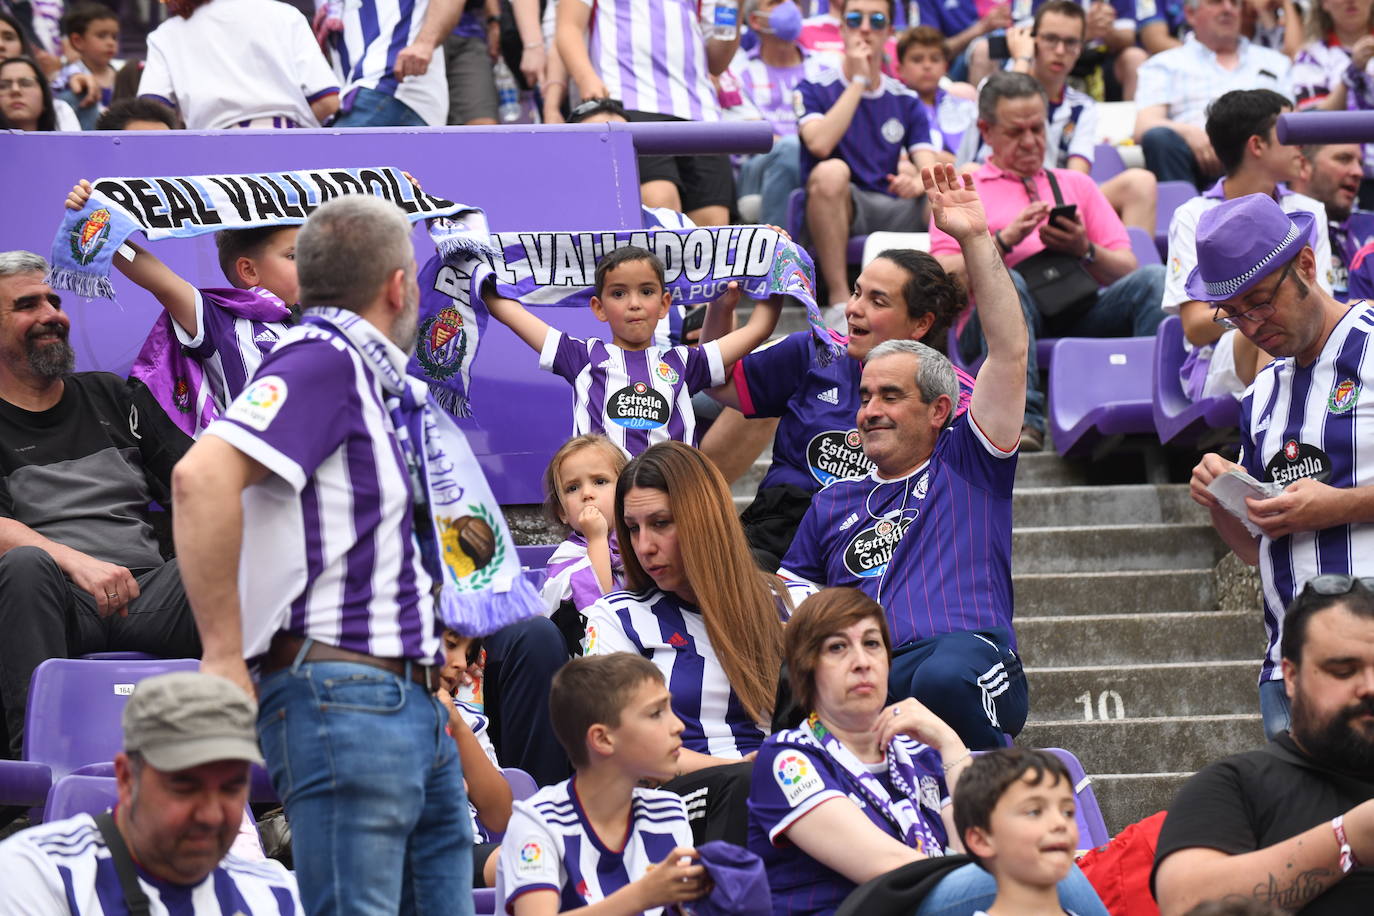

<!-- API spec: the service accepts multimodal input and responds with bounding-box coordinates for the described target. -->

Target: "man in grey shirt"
[0,251,198,758]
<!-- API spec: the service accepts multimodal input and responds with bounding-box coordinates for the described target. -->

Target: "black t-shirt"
[1153,733,1374,914]
[0,373,191,569]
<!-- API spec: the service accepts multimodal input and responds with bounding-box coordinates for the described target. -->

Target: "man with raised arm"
[779,164,1030,751]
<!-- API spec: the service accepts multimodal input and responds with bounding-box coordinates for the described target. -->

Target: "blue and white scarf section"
[804,712,949,856]
[412,226,836,419]
[304,306,541,636]
[47,166,489,299]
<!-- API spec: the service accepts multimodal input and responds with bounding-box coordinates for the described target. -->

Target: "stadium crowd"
[2,0,1374,912]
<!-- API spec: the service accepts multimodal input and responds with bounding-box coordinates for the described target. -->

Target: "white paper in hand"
[1208,470,1284,538]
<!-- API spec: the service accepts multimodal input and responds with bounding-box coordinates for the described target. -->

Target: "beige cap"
[122,672,264,772]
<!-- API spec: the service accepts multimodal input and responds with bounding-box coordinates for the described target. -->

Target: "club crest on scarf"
[69,208,112,266]
[417,305,470,381]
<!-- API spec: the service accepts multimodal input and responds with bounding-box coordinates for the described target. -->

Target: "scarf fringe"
[434,229,499,265]
[46,268,115,301]
[438,573,543,637]
[430,385,472,419]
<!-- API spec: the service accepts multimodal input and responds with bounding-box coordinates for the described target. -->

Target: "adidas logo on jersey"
[597,360,615,370]
[817,387,840,405]
[839,512,859,532]
[668,632,688,648]
[254,329,279,344]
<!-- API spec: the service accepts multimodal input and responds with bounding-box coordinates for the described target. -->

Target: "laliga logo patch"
[773,751,824,806]
[172,377,191,413]
[881,117,904,144]
[1328,378,1361,414]
[417,306,469,381]
[226,376,287,431]
[583,622,599,654]
[655,361,680,385]
[806,429,874,486]
[69,208,112,266]
[844,514,913,578]
[607,382,670,429]
[516,841,544,877]
[1266,439,1332,487]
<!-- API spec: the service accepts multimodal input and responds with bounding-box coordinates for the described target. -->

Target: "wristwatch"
[1081,241,1097,264]
[852,74,871,88]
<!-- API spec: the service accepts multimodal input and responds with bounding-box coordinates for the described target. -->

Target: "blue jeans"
[1141,125,1212,188]
[331,87,428,128]
[917,862,1109,916]
[1260,678,1292,740]
[962,264,1166,434]
[737,134,801,228]
[258,656,472,916]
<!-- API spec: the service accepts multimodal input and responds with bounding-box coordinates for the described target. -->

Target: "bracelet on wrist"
[994,230,1011,254]
[942,751,973,773]
[1334,815,1359,873]
[852,73,871,88]
[524,42,543,49]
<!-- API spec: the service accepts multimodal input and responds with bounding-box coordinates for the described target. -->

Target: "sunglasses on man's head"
[1303,575,1374,597]
[843,10,889,29]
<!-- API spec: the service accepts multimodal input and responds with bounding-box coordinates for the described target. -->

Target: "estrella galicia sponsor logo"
[608,382,670,429]
[1328,378,1361,414]
[844,514,913,578]
[1266,439,1332,486]
[807,428,874,485]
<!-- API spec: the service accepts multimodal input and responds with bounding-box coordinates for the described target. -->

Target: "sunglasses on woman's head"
[1303,575,1374,597]
[843,10,889,29]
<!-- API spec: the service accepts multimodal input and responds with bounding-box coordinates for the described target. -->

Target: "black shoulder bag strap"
[94,811,152,916]
[1043,168,1067,207]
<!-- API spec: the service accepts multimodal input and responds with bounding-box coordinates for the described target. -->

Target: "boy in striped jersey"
[64,180,296,423]
[482,244,782,455]
[496,653,707,916]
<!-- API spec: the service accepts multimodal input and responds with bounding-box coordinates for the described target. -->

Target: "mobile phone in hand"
[988,34,1009,59]
[1049,203,1078,227]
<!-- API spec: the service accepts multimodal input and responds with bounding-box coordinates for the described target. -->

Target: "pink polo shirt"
[929,160,1130,270]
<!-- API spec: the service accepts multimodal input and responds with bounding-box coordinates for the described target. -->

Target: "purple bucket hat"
[1184,193,1317,303]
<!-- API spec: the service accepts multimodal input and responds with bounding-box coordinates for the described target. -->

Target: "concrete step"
[1015,570,1217,616]
[1018,714,1264,774]
[1016,610,1263,667]
[1025,660,1258,721]
[1012,524,1227,574]
[731,457,773,502]
[1090,772,1191,836]
[1015,452,1089,488]
[1013,485,1206,529]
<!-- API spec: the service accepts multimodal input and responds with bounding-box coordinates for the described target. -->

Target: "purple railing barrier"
[0,122,771,503]
[1276,110,1374,145]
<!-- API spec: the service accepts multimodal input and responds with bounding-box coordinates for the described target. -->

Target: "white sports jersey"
[0,813,303,914]
[496,779,693,914]
[574,0,721,121]
[329,0,449,125]
[539,331,725,456]
[1241,301,1374,682]
[140,0,338,130]
[582,581,814,758]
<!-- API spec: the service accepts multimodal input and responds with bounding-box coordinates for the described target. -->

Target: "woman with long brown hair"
[583,441,809,770]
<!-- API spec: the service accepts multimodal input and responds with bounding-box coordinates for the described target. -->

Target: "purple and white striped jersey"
[737,46,832,137]
[542,532,624,614]
[496,779,693,914]
[176,287,292,413]
[779,414,1017,649]
[329,0,449,125]
[1240,302,1374,683]
[539,331,725,455]
[575,0,721,121]
[207,321,440,663]
[582,582,815,758]
[0,813,303,914]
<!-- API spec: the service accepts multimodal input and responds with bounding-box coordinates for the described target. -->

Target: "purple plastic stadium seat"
[1151,315,1241,445]
[1089,144,1126,184]
[515,543,557,570]
[1127,226,1161,267]
[1048,337,1157,457]
[44,774,118,822]
[474,889,497,914]
[0,656,198,820]
[81,652,158,661]
[1155,181,1199,260]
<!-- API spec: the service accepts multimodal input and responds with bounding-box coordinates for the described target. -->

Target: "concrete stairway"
[730,445,1269,836]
